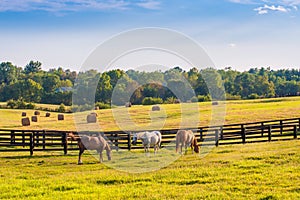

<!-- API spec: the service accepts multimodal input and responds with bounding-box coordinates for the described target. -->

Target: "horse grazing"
[176,130,199,154]
[68,133,111,164]
[132,131,162,154]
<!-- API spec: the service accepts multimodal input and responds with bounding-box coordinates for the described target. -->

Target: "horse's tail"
[175,131,181,153]
[156,131,162,148]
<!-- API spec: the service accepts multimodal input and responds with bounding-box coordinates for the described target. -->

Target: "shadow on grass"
[0,154,77,160]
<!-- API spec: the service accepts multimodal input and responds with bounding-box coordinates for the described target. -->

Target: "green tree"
[96,72,113,104]
[24,61,42,74]
[0,62,19,85]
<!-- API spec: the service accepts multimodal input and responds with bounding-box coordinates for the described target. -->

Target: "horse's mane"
[68,133,80,141]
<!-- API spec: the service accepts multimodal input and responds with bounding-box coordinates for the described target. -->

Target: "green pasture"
[0,96,300,131]
[0,97,300,199]
[0,140,299,199]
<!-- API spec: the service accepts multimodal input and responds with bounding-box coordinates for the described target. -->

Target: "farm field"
[0,97,300,131]
[0,140,299,199]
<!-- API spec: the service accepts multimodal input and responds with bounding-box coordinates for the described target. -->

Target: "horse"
[132,131,162,154]
[68,133,112,164]
[176,130,199,154]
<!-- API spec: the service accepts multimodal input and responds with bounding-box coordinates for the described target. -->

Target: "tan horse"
[68,133,111,164]
[176,130,199,154]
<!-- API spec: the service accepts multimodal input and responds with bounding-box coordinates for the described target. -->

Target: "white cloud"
[228,0,300,5]
[136,0,160,10]
[0,0,160,12]
[254,4,289,14]
[229,0,300,14]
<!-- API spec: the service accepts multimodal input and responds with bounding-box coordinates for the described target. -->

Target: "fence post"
[114,133,118,150]
[241,125,246,144]
[293,125,297,139]
[280,120,283,135]
[128,132,131,151]
[199,128,203,141]
[29,133,34,156]
[10,130,15,145]
[261,122,264,136]
[22,131,25,147]
[220,127,224,140]
[268,126,272,142]
[42,130,46,149]
[62,132,68,155]
[215,129,219,147]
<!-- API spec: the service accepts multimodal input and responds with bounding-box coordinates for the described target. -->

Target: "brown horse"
[176,130,199,154]
[68,133,112,164]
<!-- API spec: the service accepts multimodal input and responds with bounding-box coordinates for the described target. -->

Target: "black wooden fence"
[0,117,299,155]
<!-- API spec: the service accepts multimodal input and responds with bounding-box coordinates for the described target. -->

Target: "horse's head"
[132,133,138,145]
[193,138,200,153]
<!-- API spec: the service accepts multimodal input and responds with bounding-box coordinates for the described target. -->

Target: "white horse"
[132,131,162,154]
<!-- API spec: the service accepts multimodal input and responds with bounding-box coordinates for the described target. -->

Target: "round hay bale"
[31,116,38,122]
[87,114,97,123]
[125,102,132,107]
[212,101,219,106]
[22,117,30,126]
[152,105,161,111]
[58,114,64,121]
[174,99,181,104]
[34,111,40,115]
[45,112,51,117]
[22,112,26,117]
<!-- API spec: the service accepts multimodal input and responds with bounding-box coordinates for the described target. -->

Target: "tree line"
[1,61,300,108]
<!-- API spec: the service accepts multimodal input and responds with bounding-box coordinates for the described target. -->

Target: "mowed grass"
[0,96,300,131]
[0,140,299,199]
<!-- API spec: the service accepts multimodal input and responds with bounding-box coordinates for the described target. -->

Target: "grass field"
[0,97,300,199]
[0,140,299,199]
[0,97,300,131]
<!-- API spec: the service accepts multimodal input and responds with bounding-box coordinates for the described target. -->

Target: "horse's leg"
[190,142,194,154]
[184,143,188,155]
[180,144,183,155]
[78,148,84,165]
[106,145,112,161]
[99,151,103,163]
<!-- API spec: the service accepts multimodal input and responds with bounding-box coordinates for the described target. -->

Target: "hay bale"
[174,99,181,104]
[212,101,219,106]
[31,116,38,122]
[45,112,51,117]
[58,114,64,121]
[22,112,26,117]
[125,102,132,107]
[34,111,40,115]
[95,106,100,110]
[152,105,161,111]
[87,114,97,123]
[22,118,30,126]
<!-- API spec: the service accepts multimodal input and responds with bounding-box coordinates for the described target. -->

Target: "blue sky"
[0,0,299,71]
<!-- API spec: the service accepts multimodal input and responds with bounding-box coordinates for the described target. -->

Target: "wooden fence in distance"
[0,117,299,155]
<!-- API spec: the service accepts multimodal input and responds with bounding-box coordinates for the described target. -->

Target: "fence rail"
[0,117,299,155]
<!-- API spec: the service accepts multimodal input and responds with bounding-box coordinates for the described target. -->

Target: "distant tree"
[24,61,42,74]
[0,62,19,85]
